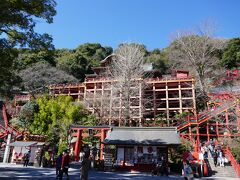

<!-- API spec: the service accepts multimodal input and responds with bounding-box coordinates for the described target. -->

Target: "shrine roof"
[103,127,180,146]
[8,141,37,147]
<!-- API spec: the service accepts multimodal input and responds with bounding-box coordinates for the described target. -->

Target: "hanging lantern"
[148,146,153,153]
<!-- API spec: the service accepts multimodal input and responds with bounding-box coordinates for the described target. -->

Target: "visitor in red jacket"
[59,150,70,179]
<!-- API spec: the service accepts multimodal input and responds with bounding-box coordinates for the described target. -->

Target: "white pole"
[3,134,11,163]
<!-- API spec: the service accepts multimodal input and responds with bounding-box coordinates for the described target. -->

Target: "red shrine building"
[49,55,196,127]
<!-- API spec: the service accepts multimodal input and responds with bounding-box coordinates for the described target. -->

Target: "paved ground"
[0,163,183,180]
[0,163,239,180]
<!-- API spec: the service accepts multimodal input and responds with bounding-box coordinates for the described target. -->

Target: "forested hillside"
[6,37,239,96]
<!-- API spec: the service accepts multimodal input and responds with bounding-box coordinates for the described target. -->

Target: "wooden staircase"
[177,100,237,132]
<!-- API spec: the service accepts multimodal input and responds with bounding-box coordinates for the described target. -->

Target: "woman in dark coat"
[80,154,90,180]
[55,154,62,178]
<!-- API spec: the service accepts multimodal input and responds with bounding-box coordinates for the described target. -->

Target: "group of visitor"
[205,140,227,167]
[181,139,229,180]
[212,148,225,167]
[55,148,91,180]
[207,141,226,167]
[55,150,70,179]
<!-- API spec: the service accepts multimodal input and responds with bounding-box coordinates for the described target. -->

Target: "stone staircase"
[208,154,238,179]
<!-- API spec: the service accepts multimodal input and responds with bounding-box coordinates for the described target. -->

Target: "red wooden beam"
[71,132,104,138]
[182,133,240,137]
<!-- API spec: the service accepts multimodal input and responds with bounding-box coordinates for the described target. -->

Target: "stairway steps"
[208,153,238,178]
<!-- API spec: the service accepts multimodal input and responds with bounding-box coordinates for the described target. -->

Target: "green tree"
[30,95,98,146]
[220,38,240,69]
[117,43,148,56]
[0,45,20,97]
[14,49,55,70]
[0,0,56,96]
[146,48,169,74]
[56,43,113,81]
[0,0,56,49]
[56,52,90,81]
[75,43,113,66]
[10,101,38,131]
[54,49,72,59]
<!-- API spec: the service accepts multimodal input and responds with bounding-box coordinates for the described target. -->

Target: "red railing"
[2,105,9,128]
[14,95,31,101]
[2,105,22,137]
[224,148,240,177]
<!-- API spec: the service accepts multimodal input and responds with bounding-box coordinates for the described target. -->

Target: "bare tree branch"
[169,21,227,95]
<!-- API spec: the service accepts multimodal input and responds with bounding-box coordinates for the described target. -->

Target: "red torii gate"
[70,125,110,161]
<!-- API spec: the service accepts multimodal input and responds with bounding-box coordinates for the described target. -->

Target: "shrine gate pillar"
[74,129,82,161]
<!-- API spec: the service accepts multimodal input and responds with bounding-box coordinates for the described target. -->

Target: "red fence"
[224,148,240,177]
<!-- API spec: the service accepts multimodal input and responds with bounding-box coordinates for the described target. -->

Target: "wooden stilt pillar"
[166,82,169,126]
[188,116,192,141]
[216,121,219,139]
[225,110,229,131]
[188,126,192,142]
[74,130,82,161]
[196,125,200,152]
[207,123,210,142]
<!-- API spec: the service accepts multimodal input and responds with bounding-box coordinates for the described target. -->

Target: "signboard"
[104,153,112,171]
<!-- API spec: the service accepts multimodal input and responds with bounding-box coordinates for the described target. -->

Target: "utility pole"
[3,133,11,163]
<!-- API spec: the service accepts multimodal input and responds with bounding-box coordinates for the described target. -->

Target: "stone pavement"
[0,163,239,180]
[0,163,183,180]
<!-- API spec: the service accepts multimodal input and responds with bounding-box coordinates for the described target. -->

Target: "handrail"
[177,100,237,131]
[224,148,240,177]
[2,104,21,136]
[14,95,31,100]
[0,124,7,132]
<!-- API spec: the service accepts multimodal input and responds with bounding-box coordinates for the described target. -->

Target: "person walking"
[80,154,90,180]
[55,154,62,178]
[79,151,85,163]
[23,150,31,167]
[59,150,70,180]
[183,161,193,180]
[213,149,218,167]
[160,157,168,176]
[218,150,225,167]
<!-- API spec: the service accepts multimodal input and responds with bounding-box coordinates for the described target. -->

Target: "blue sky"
[36,0,240,50]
